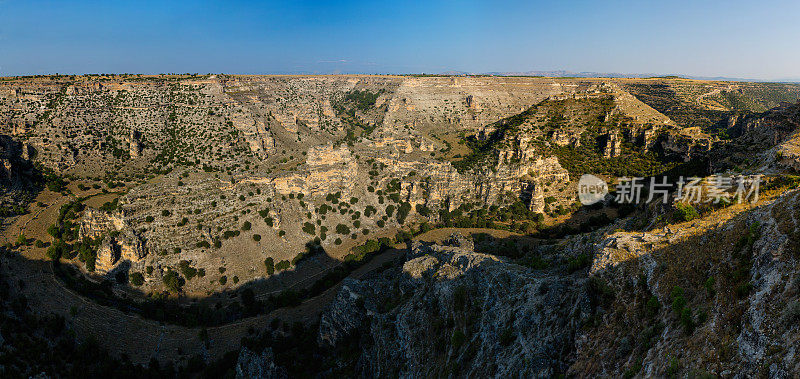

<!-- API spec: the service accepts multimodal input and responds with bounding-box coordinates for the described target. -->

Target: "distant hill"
[439,69,800,83]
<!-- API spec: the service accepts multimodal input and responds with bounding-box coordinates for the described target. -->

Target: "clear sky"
[1,0,799,80]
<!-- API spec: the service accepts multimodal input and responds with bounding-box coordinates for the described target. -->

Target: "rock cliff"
[319,233,590,377]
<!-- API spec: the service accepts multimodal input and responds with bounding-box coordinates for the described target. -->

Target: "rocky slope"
[3,75,800,377]
[318,233,592,377]
[309,186,800,377]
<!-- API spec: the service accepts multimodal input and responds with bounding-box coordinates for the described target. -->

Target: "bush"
[336,224,351,235]
[396,202,412,224]
[46,245,62,260]
[567,253,591,273]
[783,301,800,326]
[161,210,171,217]
[253,234,261,242]
[670,286,695,334]
[264,257,274,275]
[241,221,251,231]
[704,276,716,297]
[163,270,181,292]
[645,295,660,318]
[178,260,197,280]
[674,203,699,222]
[275,260,291,271]
[302,222,315,235]
[130,272,144,286]
[219,275,227,285]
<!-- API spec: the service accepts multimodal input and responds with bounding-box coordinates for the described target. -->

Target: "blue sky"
[1,0,799,80]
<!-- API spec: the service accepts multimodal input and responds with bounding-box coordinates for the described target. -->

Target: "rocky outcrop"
[78,208,127,240]
[79,208,147,274]
[318,233,591,377]
[128,130,143,157]
[661,128,713,162]
[318,278,375,347]
[235,347,287,379]
[94,231,147,274]
[0,135,35,186]
[272,143,358,195]
[601,130,622,158]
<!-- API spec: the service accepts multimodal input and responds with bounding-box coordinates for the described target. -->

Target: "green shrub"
[674,203,699,222]
[567,253,591,273]
[275,260,291,271]
[783,301,800,326]
[645,295,660,318]
[264,257,275,275]
[704,276,716,297]
[396,202,411,224]
[163,270,181,292]
[241,221,252,231]
[336,223,351,235]
[178,260,198,280]
[130,272,144,286]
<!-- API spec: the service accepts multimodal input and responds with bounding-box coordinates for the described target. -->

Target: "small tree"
[130,272,145,286]
[275,260,290,271]
[163,270,181,292]
[674,203,699,222]
[264,257,275,275]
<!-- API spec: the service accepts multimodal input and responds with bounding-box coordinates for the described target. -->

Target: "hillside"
[1,74,800,376]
